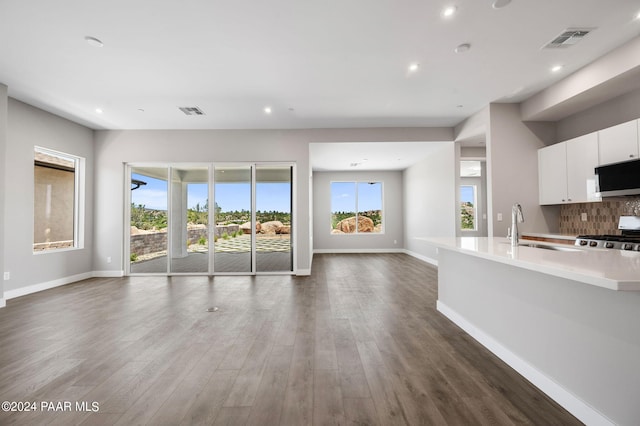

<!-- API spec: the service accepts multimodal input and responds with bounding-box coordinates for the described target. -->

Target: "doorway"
[127,163,294,275]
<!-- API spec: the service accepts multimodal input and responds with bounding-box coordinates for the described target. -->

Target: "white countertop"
[419,237,640,291]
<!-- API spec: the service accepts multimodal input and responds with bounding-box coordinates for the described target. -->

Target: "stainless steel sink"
[518,243,581,252]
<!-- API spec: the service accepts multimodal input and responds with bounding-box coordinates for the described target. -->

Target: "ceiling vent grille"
[179,106,205,116]
[544,28,594,48]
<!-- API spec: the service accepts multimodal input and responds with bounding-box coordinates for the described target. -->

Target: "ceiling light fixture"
[84,36,104,47]
[454,43,471,53]
[442,5,457,18]
[264,106,272,114]
[492,0,512,9]
[551,64,564,73]
[408,63,420,73]
[95,108,103,114]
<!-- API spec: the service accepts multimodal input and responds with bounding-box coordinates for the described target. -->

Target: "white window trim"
[460,184,478,232]
[330,180,384,235]
[33,146,85,254]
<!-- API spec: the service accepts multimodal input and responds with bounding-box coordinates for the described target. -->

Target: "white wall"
[487,103,555,236]
[4,99,94,295]
[0,85,7,306]
[556,87,640,142]
[403,142,456,263]
[313,170,403,252]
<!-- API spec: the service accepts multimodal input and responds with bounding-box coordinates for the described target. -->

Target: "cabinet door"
[566,133,601,203]
[598,120,639,165]
[538,142,567,205]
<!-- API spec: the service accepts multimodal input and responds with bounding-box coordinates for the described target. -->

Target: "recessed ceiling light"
[492,0,512,9]
[551,64,564,73]
[408,63,420,73]
[84,36,104,47]
[264,106,272,114]
[454,43,471,53]
[95,108,103,114]
[456,104,464,108]
[138,108,145,112]
[442,5,457,18]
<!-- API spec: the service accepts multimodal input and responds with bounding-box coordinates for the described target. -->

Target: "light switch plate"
[581,212,588,222]
[497,213,503,221]
[3,272,9,280]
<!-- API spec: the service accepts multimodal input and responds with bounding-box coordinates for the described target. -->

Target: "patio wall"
[130,225,239,256]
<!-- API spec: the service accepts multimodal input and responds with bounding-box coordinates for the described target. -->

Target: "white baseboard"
[313,248,405,254]
[92,270,124,278]
[295,268,311,276]
[4,272,94,300]
[402,249,438,266]
[436,301,613,426]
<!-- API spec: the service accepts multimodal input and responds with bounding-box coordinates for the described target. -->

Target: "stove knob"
[579,240,588,246]
[605,242,614,249]
[623,243,633,250]
[589,241,598,247]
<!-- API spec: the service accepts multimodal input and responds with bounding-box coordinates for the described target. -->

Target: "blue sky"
[460,185,475,204]
[331,182,382,212]
[131,173,291,212]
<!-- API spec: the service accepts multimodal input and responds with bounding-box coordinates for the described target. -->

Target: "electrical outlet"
[3,272,9,280]
[497,213,503,221]
[581,212,588,222]
[107,256,112,264]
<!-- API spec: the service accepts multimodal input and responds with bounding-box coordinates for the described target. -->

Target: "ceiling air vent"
[543,28,594,49]
[179,106,205,116]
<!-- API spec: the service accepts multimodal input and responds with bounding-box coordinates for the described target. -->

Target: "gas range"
[575,216,640,251]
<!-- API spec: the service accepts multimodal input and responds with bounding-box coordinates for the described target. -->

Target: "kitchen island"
[420,237,640,426]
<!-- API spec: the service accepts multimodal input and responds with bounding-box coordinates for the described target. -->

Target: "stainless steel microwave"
[595,158,640,197]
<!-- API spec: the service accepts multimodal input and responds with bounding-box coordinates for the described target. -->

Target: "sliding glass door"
[256,165,293,272]
[213,165,252,273]
[169,166,210,273]
[129,166,169,274]
[127,163,294,275]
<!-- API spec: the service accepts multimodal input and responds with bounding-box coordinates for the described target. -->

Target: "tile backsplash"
[559,196,640,235]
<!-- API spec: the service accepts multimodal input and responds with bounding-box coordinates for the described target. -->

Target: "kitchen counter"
[422,236,640,425]
[420,236,640,291]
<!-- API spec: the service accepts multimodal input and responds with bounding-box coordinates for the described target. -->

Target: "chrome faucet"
[510,203,524,247]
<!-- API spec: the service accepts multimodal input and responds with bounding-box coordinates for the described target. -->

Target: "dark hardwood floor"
[0,253,581,425]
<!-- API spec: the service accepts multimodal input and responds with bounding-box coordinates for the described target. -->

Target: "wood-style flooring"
[0,253,581,425]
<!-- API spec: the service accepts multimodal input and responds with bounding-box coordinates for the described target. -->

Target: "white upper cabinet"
[538,142,567,205]
[538,133,601,205]
[566,133,600,203]
[598,119,639,165]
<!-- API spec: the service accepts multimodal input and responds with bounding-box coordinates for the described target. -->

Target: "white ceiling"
[310,142,451,171]
[1,0,639,133]
[2,1,640,172]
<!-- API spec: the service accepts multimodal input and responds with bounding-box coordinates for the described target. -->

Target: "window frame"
[330,180,384,235]
[33,146,85,254]
[460,184,478,232]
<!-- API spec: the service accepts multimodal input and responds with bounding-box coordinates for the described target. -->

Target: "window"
[33,147,84,252]
[460,185,477,231]
[331,181,383,234]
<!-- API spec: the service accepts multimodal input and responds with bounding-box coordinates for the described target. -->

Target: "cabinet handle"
[562,199,565,202]
[630,154,635,158]
[568,198,572,202]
